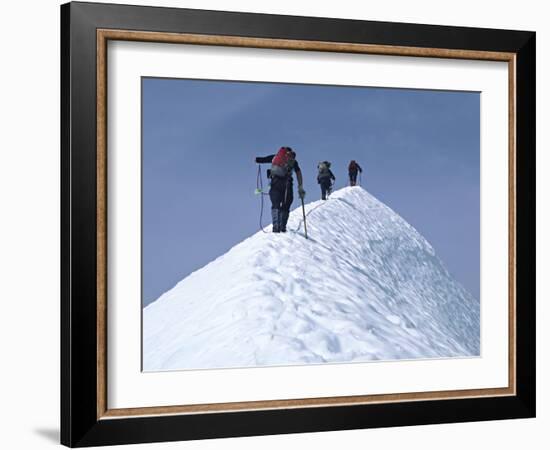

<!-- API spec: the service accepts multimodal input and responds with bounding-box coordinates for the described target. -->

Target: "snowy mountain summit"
[143,186,480,371]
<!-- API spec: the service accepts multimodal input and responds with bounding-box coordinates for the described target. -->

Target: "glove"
[298,186,306,199]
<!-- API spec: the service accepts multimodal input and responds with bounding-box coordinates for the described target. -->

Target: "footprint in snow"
[386,314,401,325]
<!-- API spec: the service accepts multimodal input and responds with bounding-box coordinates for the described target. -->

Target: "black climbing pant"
[320,179,332,200]
[269,176,293,232]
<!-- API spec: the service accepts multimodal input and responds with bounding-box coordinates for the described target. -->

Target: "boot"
[271,208,281,233]
[280,210,289,232]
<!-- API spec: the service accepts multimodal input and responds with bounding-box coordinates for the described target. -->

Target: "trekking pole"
[359,172,362,186]
[301,197,308,239]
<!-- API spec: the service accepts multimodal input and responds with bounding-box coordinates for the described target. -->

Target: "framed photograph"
[61,1,535,447]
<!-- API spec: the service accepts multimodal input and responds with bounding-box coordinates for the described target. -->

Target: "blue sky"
[142,78,480,307]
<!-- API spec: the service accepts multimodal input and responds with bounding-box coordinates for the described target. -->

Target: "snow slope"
[143,187,479,371]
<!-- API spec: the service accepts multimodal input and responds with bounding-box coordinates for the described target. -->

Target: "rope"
[291,180,339,233]
[291,196,331,233]
[257,165,269,233]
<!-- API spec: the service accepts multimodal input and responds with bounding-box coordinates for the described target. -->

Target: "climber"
[255,147,305,233]
[317,161,335,200]
[348,160,363,186]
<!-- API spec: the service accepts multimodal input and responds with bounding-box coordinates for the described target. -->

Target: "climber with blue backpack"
[255,147,305,233]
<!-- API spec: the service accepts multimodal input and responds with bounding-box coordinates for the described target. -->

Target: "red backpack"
[272,147,292,168]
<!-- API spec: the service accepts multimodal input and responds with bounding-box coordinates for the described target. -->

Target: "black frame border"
[61,2,535,447]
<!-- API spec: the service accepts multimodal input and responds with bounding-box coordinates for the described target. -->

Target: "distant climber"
[255,147,305,233]
[317,161,335,200]
[348,160,363,186]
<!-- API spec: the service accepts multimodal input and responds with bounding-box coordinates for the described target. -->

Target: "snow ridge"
[143,187,480,371]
